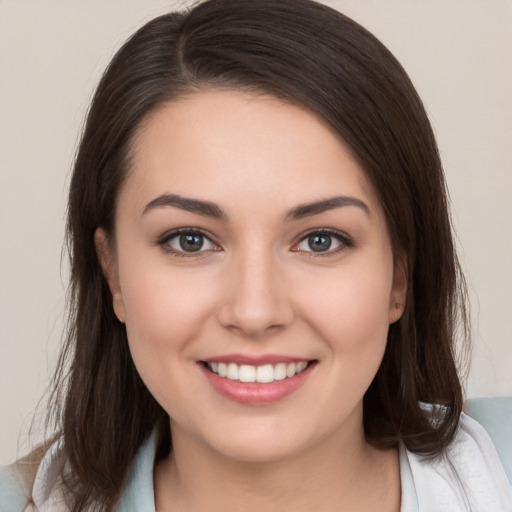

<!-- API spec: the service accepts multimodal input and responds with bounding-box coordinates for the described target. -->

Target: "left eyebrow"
[284,196,370,221]
[142,193,228,220]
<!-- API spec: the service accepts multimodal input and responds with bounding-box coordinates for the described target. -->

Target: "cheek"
[118,264,219,418]
[298,261,393,356]
[118,257,218,362]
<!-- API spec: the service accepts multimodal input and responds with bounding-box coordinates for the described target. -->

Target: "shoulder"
[0,442,47,511]
[0,431,158,512]
[0,463,32,512]
[465,395,512,484]
[404,411,512,511]
[0,438,67,512]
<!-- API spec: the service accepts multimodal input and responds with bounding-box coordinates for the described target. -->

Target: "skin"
[96,90,406,511]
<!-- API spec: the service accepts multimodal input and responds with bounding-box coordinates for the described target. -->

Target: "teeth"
[239,364,256,383]
[218,362,227,377]
[227,363,239,380]
[256,364,274,383]
[274,363,287,381]
[206,361,310,383]
[296,361,308,373]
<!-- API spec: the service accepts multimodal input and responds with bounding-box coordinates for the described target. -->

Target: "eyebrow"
[142,193,370,222]
[142,194,228,220]
[284,195,370,221]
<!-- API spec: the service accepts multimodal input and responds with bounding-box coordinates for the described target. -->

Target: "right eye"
[158,230,220,256]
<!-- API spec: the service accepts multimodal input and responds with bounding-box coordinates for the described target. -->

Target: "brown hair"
[46,0,468,509]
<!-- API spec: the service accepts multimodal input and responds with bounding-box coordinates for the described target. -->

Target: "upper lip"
[200,354,313,365]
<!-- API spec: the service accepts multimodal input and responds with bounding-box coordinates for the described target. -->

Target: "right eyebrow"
[142,193,228,221]
[284,195,370,222]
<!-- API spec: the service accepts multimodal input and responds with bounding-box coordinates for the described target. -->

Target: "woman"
[1,0,511,510]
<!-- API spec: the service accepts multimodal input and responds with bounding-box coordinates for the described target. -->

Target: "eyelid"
[291,228,353,255]
[155,227,352,258]
[156,227,221,257]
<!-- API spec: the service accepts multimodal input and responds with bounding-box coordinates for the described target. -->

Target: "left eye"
[294,232,348,253]
[164,232,218,253]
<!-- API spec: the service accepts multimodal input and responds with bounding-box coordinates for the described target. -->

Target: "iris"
[308,234,332,252]
[180,233,204,252]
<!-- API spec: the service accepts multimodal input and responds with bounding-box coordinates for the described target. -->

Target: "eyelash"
[156,228,353,258]
[292,228,353,257]
[156,228,220,258]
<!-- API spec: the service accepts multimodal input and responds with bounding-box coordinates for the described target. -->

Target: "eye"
[293,230,352,255]
[158,229,219,256]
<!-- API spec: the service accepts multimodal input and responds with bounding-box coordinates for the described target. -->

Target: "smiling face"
[96,90,406,462]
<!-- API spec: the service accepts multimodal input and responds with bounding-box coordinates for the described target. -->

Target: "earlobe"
[389,253,407,324]
[94,228,126,324]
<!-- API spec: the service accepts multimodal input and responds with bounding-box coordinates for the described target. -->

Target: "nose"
[216,249,294,339]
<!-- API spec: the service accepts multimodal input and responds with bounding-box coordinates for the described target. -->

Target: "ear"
[388,252,407,324]
[94,228,126,324]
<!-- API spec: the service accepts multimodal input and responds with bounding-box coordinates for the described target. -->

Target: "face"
[96,90,406,462]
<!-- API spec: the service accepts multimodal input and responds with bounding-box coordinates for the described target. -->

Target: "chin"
[191,417,321,464]
[212,436,306,463]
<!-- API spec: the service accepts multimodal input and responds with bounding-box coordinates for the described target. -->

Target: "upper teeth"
[207,362,308,383]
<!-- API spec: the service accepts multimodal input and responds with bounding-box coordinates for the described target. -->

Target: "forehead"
[122,89,381,218]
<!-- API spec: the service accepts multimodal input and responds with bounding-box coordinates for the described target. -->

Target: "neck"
[154,414,400,512]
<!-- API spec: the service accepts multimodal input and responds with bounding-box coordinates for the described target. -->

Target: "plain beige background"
[1,0,511,464]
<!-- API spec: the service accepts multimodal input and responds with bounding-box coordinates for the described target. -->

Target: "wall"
[1,0,511,464]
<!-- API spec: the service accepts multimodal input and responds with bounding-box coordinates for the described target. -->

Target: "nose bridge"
[218,242,292,337]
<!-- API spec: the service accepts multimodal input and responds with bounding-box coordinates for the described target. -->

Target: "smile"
[205,361,309,383]
[200,357,316,404]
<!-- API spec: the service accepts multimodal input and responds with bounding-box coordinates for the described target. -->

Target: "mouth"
[202,360,312,384]
[199,357,317,404]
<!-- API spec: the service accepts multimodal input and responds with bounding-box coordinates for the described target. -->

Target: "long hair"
[45,0,468,509]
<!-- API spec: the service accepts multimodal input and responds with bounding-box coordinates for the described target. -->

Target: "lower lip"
[200,363,315,405]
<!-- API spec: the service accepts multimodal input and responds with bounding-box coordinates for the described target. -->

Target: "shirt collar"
[399,442,419,512]
[114,430,159,512]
